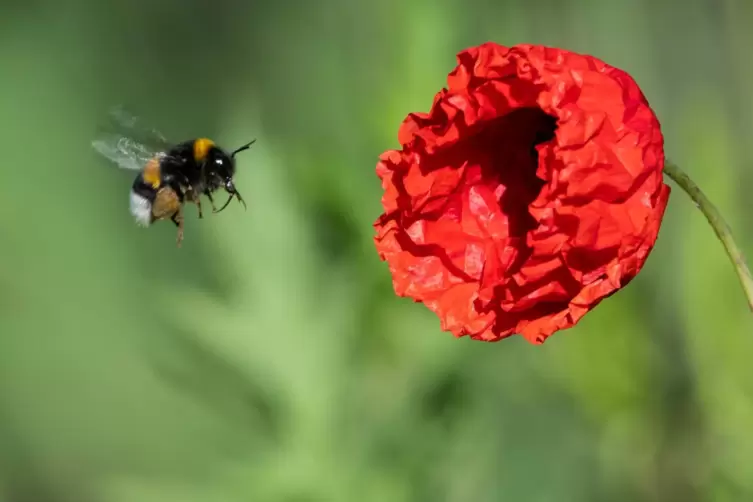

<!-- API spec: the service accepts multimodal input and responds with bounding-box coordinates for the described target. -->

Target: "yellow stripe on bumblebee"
[142,157,162,188]
[193,138,215,162]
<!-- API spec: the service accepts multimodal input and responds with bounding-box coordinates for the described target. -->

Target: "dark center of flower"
[476,107,557,237]
[469,107,564,341]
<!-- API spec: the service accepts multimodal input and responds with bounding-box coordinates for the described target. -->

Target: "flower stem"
[664,161,753,312]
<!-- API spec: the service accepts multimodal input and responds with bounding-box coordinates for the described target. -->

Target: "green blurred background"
[1,0,752,500]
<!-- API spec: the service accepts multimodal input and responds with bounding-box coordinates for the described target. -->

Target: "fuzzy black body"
[92,107,254,247]
[131,138,237,203]
[125,137,252,245]
[160,139,235,194]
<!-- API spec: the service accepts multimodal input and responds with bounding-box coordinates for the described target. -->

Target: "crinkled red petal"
[374,43,670,344]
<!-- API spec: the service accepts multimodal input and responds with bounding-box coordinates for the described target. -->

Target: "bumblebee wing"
[92,106,179,171]
[91,134,163,171]
[103,106,171,148]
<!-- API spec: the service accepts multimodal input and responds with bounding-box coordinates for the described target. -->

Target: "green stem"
[664,161,753,312]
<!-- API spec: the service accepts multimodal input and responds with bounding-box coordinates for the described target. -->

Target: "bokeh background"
[1,0,753,500]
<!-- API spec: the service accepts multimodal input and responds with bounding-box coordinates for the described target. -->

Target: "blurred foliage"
[1,0,752,501]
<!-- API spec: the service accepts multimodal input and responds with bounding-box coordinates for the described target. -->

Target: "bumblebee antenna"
[216,194,234,213]
[215,187,247,214]
[235,190,247,210]
[214,140,254,214]
[231,139,256,157]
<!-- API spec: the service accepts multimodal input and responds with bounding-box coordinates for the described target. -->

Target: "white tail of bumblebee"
[129,190,152,227]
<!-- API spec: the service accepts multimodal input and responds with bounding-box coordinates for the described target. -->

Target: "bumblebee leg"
[205,190,219,213]
[183,188,203,219]
[152,187,181,221]
[170,209,184,247]
[195,196,204,219]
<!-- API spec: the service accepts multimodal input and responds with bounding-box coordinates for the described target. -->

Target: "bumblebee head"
[209,139,256,213]
[205,147,234,183]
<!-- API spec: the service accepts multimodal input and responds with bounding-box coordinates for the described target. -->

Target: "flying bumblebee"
[92,107,255,246]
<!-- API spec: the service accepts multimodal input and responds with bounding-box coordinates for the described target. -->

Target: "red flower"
[373,42,671,344]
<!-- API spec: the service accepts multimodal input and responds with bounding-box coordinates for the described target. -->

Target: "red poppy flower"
[373,42,671,344]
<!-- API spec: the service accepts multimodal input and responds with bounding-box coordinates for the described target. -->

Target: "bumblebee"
[92,107,255,246]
